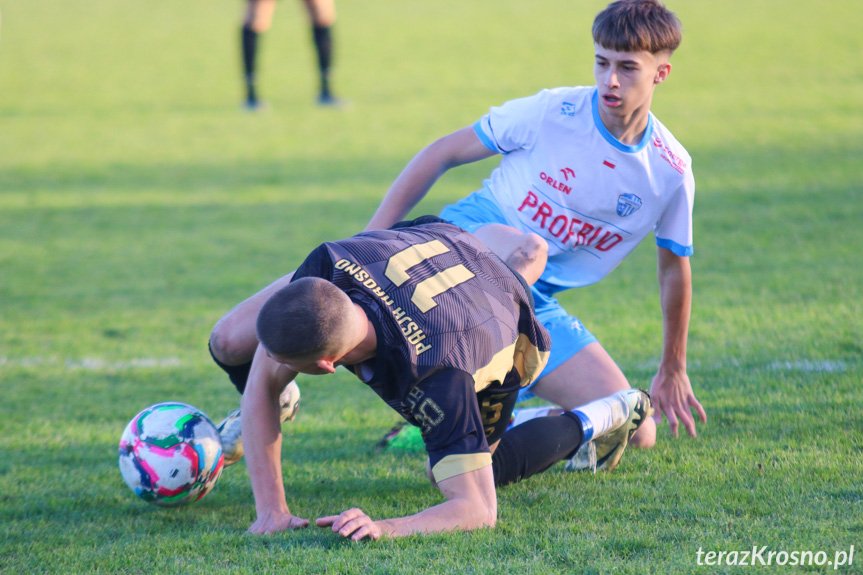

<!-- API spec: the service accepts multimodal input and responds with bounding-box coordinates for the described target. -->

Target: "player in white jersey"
[366,0,706,450]
[469,84,693,289]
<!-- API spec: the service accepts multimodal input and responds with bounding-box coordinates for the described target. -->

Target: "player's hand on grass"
[247,509,310,534]
[649,366,706,438]
[317,508,386,541]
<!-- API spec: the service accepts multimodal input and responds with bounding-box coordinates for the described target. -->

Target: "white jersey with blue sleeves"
[474,86,694,290]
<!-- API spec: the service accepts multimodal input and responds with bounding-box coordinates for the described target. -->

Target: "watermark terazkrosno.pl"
[696,546,854,569]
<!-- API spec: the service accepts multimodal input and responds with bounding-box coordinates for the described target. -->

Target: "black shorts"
[476,385,518,446]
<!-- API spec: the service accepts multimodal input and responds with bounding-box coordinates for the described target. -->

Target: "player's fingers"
[340,508,365,520]
[690,396,707,423]
[651,394,664,424]
[352,523,380,541]
[672,397,695,435]
[338,515,370,538]
[343,508,369,528]
[321,508,362,530]
[290,516,310,529]
[664,407,679,437]
[316,515,339,527]
[678,406,697,437]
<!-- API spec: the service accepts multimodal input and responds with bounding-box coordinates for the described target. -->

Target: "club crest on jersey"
[616,193,642,217]
[560,102,575,117]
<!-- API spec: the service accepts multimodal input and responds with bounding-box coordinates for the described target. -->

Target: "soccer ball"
[118,401,225,507]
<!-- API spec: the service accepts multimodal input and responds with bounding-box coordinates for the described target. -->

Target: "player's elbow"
[483,504,497,529]
[448,487,498,531]
[471,483,498,530]
[477,500,498,530]
[455,500,497,532]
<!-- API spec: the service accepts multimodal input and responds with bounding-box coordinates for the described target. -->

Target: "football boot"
[565,389,653,473]
[217,381,301,467]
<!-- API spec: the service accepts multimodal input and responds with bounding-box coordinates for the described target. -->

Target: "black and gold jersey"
[293,218,550,482]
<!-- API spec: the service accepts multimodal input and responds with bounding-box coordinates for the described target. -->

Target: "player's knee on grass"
[629,416,655,449]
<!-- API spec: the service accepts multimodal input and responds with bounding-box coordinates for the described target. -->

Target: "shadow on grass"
[0,156,470,197]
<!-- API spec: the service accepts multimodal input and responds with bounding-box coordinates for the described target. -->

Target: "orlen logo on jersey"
[519,191,623,251]
[653,136,688,175]
[539,170,573,195]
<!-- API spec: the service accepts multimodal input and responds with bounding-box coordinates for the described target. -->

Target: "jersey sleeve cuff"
[473,119,503,154]
[432,452,492,483]
[655,237,694,257]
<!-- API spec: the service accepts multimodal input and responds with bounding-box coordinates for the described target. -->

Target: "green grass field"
[1,0,862,572]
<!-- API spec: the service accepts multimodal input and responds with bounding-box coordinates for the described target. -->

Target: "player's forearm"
[377,493,497,537]
[242,387,289,516]
[366,126,495,231]
[657,254,692,371]
[241,350,295,516]
[379,466,497,537]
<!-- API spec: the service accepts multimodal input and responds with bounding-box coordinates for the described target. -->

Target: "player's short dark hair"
[256,277,353,360]
[592,0,682,54]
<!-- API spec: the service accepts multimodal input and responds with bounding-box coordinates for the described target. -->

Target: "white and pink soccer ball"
[118,402,224,507]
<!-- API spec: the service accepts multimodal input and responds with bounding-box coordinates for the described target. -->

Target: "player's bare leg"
[529,343,656,448]
[303,0,336,27]
[246,0,277,31]
[473,224,547,286]
[209,271,295,366]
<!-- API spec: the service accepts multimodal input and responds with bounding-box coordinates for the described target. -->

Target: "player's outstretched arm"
[650,247,706,437]
[365,126,496,231]
[316,464,497,540]
[242,344,310,534]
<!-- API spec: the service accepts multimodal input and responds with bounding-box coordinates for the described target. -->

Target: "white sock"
[571,392,629,442]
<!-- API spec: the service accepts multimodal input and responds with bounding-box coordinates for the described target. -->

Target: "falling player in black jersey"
[208,217,652,538]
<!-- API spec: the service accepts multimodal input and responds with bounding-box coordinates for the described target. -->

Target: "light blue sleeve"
[654,168,695,257]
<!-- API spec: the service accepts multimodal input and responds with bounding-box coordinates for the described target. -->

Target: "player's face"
[593,44,670,122]
[266,350,337,375]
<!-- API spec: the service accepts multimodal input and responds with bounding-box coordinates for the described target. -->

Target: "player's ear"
[654,61,672,84]
[315,358,337,374]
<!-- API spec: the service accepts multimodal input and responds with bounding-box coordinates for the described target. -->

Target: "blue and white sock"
[571,392,629,442]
